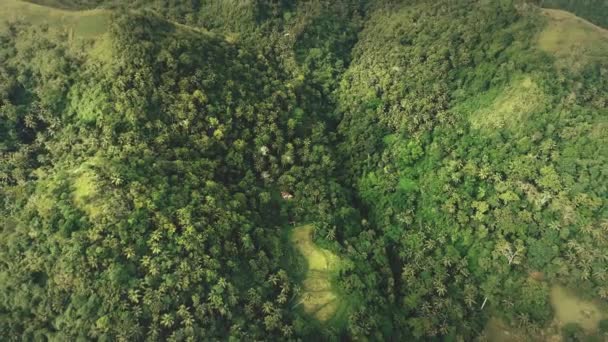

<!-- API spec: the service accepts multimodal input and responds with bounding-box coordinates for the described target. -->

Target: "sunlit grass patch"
[0,0,110,39]
[291,225,339,271]
[303,271,332,292]
[290,224,344,322]
[313,299,340,322]
[551,285,604,332]
[538,9,608,70]
[468,76,549,131]
[481,317,527,342]
[72,171,100,215]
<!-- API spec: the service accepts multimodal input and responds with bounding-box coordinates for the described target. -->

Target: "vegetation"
[551,286,604,332]
[539,0,608,28]
[290,225,344,323]
[0,0,606,340]
[538,8,608,71]
[0,0,109,39]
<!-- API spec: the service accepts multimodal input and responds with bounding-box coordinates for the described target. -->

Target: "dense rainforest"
[0,0,607,340]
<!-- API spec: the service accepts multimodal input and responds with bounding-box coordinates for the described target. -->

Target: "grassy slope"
[463,8,608,132]
[0,0,218,75]
[0,0,110,39]
[467,76,549,131]
[551,286,605,332]
[483,285,607,339]
[70,158,106,219]
[538,8,608,70]
[290,225,345,322]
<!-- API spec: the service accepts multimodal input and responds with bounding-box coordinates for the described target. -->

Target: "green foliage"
[562,322,585,341]
[1,0,607,341]
[333,0,607,340]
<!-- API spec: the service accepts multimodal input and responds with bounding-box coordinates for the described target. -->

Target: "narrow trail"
[290,225,341,322]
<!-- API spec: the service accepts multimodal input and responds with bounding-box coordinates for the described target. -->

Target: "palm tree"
[442,255,452,267]
[282,325,293,337]
[464,294,475,308]
[434,279,447,296]
[517,313,530,328]
[548,221,561,231]
[581,224,593,235]
[161,313,174,327]
[439,322,449,335]
[600,219,608,233]
[326,228,336,241]
[277,293,287,304]
[501,299,514,308]
[262,302,274,314]
[128,289,140,303]
[593,268,606,282]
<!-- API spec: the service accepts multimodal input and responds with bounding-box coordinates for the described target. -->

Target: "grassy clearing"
[0,0,110,39]
[292,225,339,271]
[70,156,106,218]
[482,285,606,340]
[72,170,102,217]
[290,225,343,322]
[482,317,527,342]
[467,76,549,131]
[0,1,218,63]
[550,285,604,332]
[538,8,608,70]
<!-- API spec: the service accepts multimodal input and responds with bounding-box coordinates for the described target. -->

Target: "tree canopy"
[1,0,607,340]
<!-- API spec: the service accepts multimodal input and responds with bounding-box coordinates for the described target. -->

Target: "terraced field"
[290,225,341,322]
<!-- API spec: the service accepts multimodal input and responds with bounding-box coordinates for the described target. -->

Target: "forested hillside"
[1,0,606,341]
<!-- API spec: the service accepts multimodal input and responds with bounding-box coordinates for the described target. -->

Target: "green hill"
[0,0,607,341]
[0,0,109,38]
[538,8,608,70]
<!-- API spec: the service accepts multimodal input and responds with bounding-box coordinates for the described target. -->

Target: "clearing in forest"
[468,76,549,131]
[467,9,608,133]
[70,157,106,218]
[538,8,608,70]
[0,0,110,39]
[482,317,527,342]
[0,0,220,63]
[72,170,101,217]
[290,225,342,322]
[482,285,606,340]
[0,0,112,61]
[550,285,604,332]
